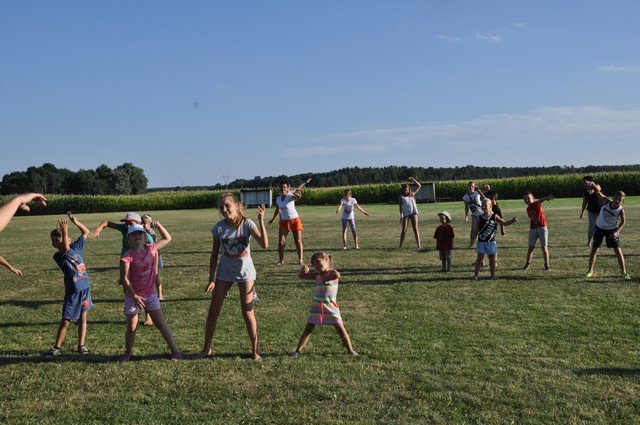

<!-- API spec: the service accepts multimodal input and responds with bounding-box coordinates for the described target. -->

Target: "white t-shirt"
[400,195,418,217]
[211,219,256,282]
[463,192,482,217]
[596,202,623,230]
[340,198,358,220]
[276,194,299,220]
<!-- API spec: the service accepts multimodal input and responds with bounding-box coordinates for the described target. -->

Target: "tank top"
[596,202,623,230]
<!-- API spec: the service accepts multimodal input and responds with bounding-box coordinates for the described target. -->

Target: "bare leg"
[410,216,421,249]
[469,219,478,247]
[54,319,71,348]
[156,274,164,300]
[525,246,535,265]
[399,218,408,248]
[474,253,484,277]
[341,228,348,248]
[196,281,230,358]
[587,247,598,272]
[77,311,88,348]
[277,231,287,264]
[148,310,179,354]
[614,247,626,273]
[295,323,315,353]
[238,281,261,360]
[124,314,139,354]
[333,323,354,353]
[292,230,304,265]
[144,311,154,326]
[352,231,359,249]
[489,254,496,278]
[541,246,550,267]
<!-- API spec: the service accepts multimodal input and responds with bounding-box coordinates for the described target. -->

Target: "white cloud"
[284,106,640,160]
[436,34,460,43]
[597,65,640,72]
[476,32,503,42]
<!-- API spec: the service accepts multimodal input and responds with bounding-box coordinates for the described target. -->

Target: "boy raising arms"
[45,213,93,357]
[522,193,554,271]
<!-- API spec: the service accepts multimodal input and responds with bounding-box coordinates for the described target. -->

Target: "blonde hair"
[218,193,246,227]
[310,251,333,268]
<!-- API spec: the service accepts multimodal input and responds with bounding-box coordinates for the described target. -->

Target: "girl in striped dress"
[292,252,357,357]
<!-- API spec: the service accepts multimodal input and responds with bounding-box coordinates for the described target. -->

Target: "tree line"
[150,164,640,191]
[0,163,148,195]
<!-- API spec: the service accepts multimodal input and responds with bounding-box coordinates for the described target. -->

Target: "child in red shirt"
[523,192,554,271]
[433,211,455,272]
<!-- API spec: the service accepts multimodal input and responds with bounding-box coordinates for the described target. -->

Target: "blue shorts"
[477,241,498,255]
[62,288,93,320]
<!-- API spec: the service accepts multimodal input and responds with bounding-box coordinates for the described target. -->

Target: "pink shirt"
[121,243,158,298]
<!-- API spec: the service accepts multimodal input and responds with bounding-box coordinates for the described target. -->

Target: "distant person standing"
[433,211,454,272]
[336,188,370,250]
[399,177,422,249]
[462,182,489,247]
[580,176,602,246]
[268,179,311,265]
[522,192,554,271]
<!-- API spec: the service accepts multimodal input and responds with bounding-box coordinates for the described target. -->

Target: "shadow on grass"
[0,296,210,309]
[0,319,123,329]
[0,352,182,366]
[575,368,640,377]
[0,351,288,366]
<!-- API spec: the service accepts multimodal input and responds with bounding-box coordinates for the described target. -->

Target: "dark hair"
[485,190,497,200]
[50,228,63,239]
[582,175,594,181]
[279,180,289,186]
[401,183,408,190]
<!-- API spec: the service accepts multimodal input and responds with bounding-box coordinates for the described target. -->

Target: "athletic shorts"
[477,241,498,255]
[592,225,620,249]
[279,217,303,233]
[124,292,162,315]
[62,288,93,320]
[528,227,548,247]
[341,218,356,233]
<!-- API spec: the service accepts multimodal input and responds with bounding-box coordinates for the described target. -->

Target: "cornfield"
[3,171,638,213]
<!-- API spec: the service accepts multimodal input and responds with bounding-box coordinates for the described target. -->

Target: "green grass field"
[1,198,639,423]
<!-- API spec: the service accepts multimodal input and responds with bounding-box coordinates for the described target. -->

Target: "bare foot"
[193,349,213,359]
[143,319,154,326]
[276,261,284,266]
[252,353,262,361]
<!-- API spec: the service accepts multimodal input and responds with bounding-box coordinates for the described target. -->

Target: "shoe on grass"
[544,264,551,271]
[77,346,89,355]
[522,263,531,270]
[43,346,61,357]
[118,352,133,362]
[348,351,358,357]
[471,275,479,282]
[170,351,181,361]
[291,351,300,358]
[585,270,593,278]
[622,272,631,280]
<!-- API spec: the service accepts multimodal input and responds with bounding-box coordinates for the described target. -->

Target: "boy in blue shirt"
[44,213,93,357]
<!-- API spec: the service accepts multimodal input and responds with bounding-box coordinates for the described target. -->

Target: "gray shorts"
[528,227,548,247]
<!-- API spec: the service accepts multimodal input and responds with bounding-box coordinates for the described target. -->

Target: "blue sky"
[2,1,639,188]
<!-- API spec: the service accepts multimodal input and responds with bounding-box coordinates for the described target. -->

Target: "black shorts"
[592,225,620,249]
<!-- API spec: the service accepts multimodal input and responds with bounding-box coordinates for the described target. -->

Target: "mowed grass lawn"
[1,198,639,423]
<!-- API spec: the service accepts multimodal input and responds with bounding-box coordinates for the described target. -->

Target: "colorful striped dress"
[307,274,343,325]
